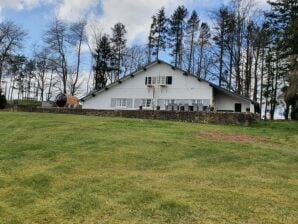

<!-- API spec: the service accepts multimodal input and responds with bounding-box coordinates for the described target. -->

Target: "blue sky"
[0,0,269,59]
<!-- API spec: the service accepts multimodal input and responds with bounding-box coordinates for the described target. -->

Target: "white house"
[81,60,255,113]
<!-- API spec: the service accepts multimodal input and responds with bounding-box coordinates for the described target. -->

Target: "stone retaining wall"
[8,106,259,126]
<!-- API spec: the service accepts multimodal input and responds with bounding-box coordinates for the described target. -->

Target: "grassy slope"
[0,112,297,224]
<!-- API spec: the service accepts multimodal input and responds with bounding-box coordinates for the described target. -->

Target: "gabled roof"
[81,59,254,103]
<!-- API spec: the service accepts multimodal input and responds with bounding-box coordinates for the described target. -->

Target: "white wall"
[83,63,213,110]
[214,90,253,113]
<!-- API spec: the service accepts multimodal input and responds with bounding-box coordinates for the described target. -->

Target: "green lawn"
[0,112,297,224]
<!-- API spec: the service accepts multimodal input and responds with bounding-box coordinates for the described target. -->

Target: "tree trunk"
[71,38,82,96]
[259,48,265,119]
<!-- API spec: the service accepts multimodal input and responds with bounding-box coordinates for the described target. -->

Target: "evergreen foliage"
[111,22,127,80]
[168,6,188,68]
[93,34,113,90]
[150,7,168,60]
[185,11,200,73]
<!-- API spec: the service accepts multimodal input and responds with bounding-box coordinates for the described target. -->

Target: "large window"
[111,98,133,108]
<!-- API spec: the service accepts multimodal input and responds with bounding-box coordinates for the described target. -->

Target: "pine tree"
[213,6,230,87]
[93,34,113,90]
[147,16,156,63]
[168,6,188,68]
[225,11,236,90]
[244,21,254,97]
[151,7,168,60]
[186,10,200,73]
[111,22,127,81]
[197,22,211,78]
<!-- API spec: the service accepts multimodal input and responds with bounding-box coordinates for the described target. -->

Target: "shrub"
[291,107,298,120]
[0,94,7,109]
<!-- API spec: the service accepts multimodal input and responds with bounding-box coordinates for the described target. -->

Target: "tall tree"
[7,55,26,101]
[147,17,156,63]
[213,6,230,87]
[168,5,188,68]
[34,48,51,101]
[44,18,69,94]
[111,22,127,80]
[93,34,113,90]
[24,59,36,99]
[231,0,254,94]
[225,11,236,90]
[244,21,254,97]
[197,22,211,77]
[0,21,26,93]
[186,10,200,73]
[151,7,168,60]
[68,20,87,96]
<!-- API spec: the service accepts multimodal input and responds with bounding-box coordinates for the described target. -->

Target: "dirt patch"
[198,131,270,144]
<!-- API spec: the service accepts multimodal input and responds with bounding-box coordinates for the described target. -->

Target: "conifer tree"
[111,22,127,80]
[147,16,156,63]
[197,22,211,78]
[168,5,188,68]
[93,34,113,90]
[151,7,168,60]
[213,7,230,87]
[186,10,199,73]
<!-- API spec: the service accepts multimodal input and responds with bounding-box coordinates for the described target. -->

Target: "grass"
[0,112,297,224]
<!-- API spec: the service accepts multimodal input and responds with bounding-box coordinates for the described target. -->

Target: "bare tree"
[123,45,147,75]
[68,20,87,96]
[33,48,52,101]
[44,18,69,94]
[0,21,26,92]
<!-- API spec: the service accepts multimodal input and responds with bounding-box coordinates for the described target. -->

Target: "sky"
[0,0,271,58]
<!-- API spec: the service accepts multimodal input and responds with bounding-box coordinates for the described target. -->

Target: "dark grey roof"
[81,59,254,103]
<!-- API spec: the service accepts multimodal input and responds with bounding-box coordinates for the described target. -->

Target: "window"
[156,76,160,84]
[119,99,127,107]
[146,76,171,86]
[235,103,242,112]
[134,99,153,108]
[160,76,166,85]
[152,77,156,84]
[166,76,172,85]
[111,98,133,108]
[144,99,152,107]
[147,77,152,85]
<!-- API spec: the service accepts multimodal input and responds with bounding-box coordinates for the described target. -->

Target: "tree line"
[0,0,297,119]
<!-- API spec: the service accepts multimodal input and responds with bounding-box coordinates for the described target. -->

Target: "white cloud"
[56,0,98,22]
[0,0,53,11]
[93,0,196,45]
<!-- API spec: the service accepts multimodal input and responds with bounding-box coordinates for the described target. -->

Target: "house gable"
[82,61,213,110]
